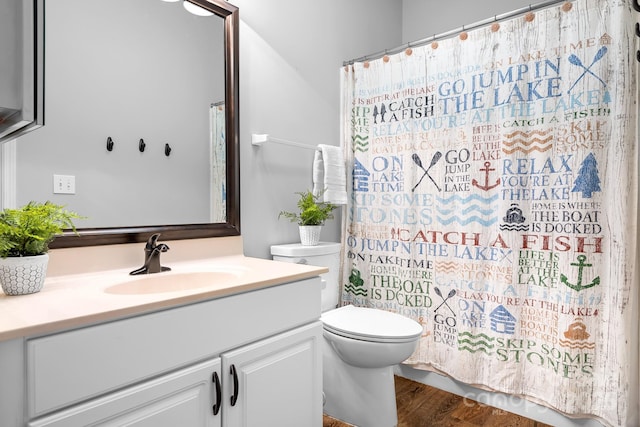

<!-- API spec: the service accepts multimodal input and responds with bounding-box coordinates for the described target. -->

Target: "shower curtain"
[339,0,638,425]
[210,102,226,223]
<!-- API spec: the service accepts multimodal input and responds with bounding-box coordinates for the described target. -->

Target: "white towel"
[312,144,347,205]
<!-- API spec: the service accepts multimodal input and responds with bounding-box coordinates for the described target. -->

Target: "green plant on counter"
[278,190,337,226]
[0,201,82,258]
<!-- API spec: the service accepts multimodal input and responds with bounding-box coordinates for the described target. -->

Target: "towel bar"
[251,133,320,151]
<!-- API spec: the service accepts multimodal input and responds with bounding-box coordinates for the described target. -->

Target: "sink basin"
[104,271,240,295]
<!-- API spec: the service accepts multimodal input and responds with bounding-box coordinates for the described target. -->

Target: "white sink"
[104,271,241,295]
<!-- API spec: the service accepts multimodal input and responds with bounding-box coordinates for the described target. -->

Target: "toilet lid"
[321,305,423,343]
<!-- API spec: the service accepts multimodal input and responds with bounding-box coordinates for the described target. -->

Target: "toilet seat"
[321,305,422,343]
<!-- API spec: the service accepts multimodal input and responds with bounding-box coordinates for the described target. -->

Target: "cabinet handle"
[212,372,221,415]
[230,364,239,406]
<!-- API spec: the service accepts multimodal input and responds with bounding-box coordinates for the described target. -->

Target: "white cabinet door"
[29,358,222,427]
[222,321,322,427]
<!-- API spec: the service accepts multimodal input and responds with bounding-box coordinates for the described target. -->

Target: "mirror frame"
[51,0,240,249]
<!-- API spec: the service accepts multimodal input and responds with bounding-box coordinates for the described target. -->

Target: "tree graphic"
[572,153,601,198]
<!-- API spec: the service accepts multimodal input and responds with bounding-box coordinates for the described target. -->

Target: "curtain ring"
[405,43,413,56]
[459,25,468,41]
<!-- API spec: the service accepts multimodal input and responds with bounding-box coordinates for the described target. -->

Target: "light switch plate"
[53,174,76,194]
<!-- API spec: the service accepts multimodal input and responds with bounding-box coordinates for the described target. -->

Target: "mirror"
[20,0,239,248]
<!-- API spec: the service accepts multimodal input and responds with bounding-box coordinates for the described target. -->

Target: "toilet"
[271,242,422,427]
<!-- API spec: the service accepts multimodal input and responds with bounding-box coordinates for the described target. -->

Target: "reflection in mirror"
[210,101,226,223]
[14,0,239,247]
[19,0,223,228]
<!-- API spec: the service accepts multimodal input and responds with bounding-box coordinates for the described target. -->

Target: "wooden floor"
[323,376,552,427]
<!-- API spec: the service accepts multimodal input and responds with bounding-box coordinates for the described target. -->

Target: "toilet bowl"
[271,243,423,427]
[321,305,422,427]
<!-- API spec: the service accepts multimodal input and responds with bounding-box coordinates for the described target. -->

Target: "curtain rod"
[343,0,571,65]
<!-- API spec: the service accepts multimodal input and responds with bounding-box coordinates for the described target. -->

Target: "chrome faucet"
[130,233,171,275]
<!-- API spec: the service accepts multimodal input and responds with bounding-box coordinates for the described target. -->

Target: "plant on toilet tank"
[0,201,82,295]
[278,190,336,246]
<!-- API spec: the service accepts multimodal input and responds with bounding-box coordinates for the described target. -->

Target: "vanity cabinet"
[0,277,322,427]
[28,323,321,427]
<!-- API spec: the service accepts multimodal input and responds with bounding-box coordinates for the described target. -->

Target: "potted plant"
[0,201,82,295]
[279,190,337,246]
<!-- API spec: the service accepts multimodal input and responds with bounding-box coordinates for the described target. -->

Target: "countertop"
[0,245,327,342]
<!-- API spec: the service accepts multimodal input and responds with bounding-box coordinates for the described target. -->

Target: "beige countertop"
[0,237,327,342]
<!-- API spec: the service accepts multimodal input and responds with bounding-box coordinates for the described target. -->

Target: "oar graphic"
[434,287,456,314]
[567,46,607,93]
[411,152,442,192]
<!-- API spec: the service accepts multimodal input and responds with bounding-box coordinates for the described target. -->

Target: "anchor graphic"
[471,161,501,191]
[560,255,600,292]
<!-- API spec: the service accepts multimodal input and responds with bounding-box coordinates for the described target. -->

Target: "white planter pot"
[299,226,322,246]
[0,254,49,296]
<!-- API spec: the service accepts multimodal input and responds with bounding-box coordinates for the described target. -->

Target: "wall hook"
[139,138,146,152]
[164,143,172,156]
[106,136,114,151]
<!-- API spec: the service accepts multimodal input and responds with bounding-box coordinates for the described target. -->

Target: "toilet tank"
[271,242,341,312]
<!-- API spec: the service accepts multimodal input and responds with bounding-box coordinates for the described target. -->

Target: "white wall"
[234,0,403,259]
[402,0,531,43]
